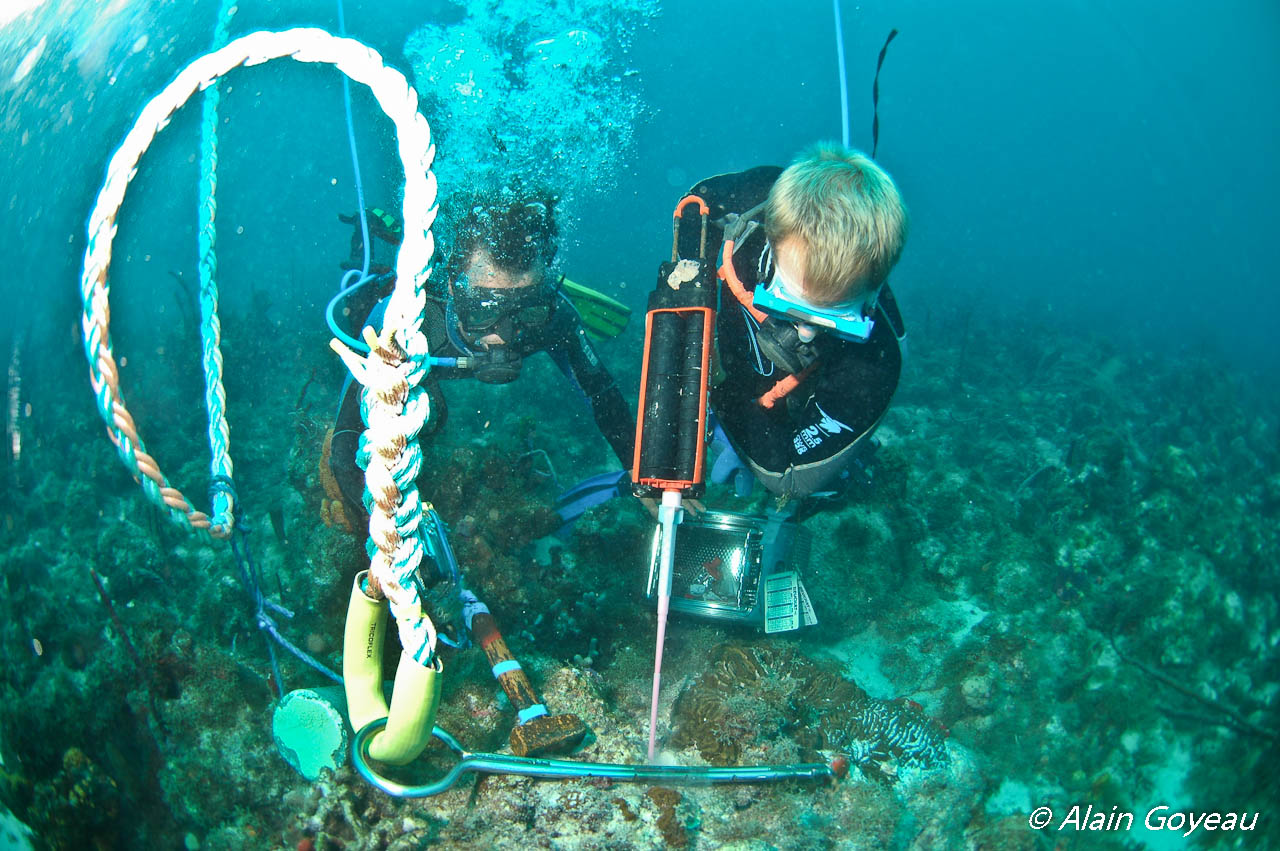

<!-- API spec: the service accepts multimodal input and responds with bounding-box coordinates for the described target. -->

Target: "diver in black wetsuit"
[324,190,635,529]
[678,144,909,505]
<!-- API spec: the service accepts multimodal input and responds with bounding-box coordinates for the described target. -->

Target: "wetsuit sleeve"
[546,301,636,468]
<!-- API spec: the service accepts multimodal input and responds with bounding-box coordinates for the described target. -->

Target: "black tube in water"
[637,311,684,479]
[674,313,706,480]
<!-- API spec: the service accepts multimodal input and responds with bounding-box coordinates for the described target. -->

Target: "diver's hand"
[638,496,706,519]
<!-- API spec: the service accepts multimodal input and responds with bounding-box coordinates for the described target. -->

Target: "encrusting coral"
[671,643,949,780]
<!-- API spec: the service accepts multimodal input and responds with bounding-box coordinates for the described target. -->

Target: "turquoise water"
[1,1,1277,848]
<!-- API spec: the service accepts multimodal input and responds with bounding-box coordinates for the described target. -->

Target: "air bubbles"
[403,1,654,226]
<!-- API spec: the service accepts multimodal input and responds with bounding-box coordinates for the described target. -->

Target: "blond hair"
[764,143,908,305]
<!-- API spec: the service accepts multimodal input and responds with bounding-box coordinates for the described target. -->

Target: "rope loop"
[80,27,440,662]
[82,28,435,554]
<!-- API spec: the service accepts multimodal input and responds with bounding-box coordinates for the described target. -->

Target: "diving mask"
[752,266,878,344]
[451,274,554,334]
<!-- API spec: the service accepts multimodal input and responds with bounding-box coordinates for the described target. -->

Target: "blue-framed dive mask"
[751,266,878,344]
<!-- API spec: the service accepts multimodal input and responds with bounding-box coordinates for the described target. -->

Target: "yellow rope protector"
[343,571,442,765]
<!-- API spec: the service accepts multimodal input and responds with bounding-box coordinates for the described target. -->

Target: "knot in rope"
[331,323,437,665]
[207,473,237,537]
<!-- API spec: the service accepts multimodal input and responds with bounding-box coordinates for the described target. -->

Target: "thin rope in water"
[226,511,343,685]
[191,5,347,691]
[195,0,239,536]
[832,0,850,149]
[336,0,372,284]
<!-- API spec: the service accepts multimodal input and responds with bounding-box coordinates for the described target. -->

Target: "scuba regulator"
[468,345,523,384]
[753,319,820,376]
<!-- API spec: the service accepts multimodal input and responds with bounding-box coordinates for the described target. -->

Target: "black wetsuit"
[329,276,635,519]
[678,167,906,499]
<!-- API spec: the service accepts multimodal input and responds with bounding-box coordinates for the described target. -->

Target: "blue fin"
[554,469,629,534]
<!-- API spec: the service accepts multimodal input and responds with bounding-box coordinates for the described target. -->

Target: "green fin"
[560,276,631,339]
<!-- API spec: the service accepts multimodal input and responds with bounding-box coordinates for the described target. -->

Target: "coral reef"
[27,749,120,851]
[670,644,949,780]
[2,244,1276,848]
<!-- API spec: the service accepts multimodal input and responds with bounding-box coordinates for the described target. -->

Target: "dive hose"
[326,275,463,368]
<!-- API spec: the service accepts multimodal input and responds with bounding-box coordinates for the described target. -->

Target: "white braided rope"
[81,28,439,658]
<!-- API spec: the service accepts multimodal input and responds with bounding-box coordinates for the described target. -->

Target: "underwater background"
[1,0,1277,848]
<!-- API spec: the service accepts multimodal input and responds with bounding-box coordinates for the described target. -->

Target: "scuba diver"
[322,188,635,532]
[607,144,909,636]
[687,142,909,509]
[318,190,632,758]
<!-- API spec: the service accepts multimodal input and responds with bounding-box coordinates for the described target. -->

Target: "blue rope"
[216,477,343,689]
[190,0,343,693]
[195,0,240,535]
[832,0,851,148]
